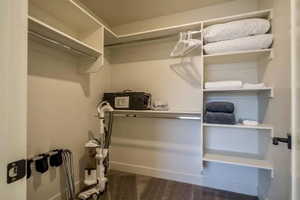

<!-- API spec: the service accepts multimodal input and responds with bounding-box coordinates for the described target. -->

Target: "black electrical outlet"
[7,159,26,184]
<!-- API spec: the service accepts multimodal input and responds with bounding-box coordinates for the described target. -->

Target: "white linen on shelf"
[204,18,271,43]
[203,34,273,55]
[243,83,266,89]
[205,81,243,89]
[242,120,259,126]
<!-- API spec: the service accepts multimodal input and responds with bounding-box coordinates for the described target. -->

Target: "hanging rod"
[105,30,202,47]
[113,113,201,120]
[28,31,98,60]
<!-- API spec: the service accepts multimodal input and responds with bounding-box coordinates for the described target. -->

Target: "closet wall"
[27,40,111,200]
[107,0,264,196]
[257,0,291,200]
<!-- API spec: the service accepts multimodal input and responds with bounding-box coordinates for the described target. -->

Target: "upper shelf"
[28,16,102,58]
[104,22,202,46]
[29,0,104,60]
[104,9,272,47]
[29,0,101,33]
[202,9,272,27]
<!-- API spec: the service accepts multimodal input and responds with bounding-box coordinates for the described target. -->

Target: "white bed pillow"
[204,18,271,43]
[203,34,273,55]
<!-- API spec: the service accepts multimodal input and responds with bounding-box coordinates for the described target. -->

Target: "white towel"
[204,34,273,55]
[243,120,259,126]
[205,81,243,89]
[243,83,266,89]
[204,18,271,43]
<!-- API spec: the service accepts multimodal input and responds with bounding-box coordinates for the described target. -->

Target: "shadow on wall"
[170,57,202,88]
[106,36,179,64]
[106,36,202,89]
[28,39,91,97]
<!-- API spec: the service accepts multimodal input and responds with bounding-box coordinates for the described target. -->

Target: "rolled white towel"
[205,81,243,89]
[204,18,271,43]
[243,83,266,89]
[243,120,259,126]
[204,34,273,55]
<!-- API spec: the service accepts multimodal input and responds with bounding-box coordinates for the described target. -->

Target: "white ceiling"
[79,0,232,27]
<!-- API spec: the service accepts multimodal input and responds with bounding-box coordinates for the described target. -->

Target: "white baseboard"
[48,181,80,200]
[110,161,204,186]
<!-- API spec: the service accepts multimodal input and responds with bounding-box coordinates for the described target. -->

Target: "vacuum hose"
[62,149,76,200]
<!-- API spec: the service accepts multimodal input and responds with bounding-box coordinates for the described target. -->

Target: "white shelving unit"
[201,10,273,175]
[102,9,274,175]
[28,0,104,73]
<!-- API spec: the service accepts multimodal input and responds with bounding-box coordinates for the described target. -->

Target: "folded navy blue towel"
[204,112,236,125]
[206,101,234,113]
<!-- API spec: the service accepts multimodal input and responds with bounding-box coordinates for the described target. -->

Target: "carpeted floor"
[101,170,258,200]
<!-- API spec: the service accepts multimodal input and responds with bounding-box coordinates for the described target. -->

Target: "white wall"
[107,0,266,196]
[112,0,259,34]
[0,0,27,199]
[27,40,111,200]
[257,0,292,200]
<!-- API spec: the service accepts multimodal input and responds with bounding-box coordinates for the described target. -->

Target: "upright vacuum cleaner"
[78,101,114,200]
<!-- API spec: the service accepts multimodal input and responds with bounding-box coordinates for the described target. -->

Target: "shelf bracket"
[269,88,274,99]
[268,10,273,21]
[271,169,274,178]
[268,50,274,60]
[270,128,274,138]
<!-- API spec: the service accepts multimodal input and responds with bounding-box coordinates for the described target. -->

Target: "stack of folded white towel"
[205,80,267,89]
[203,18,273,55]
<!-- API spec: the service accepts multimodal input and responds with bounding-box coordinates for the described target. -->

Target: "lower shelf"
[203,150,273,173]
[203,87,274,98]
[203,123,273,130]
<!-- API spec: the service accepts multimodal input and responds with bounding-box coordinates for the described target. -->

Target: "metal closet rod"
[28,30,98,60]
[105,30,202,47]
[113,114,201,120]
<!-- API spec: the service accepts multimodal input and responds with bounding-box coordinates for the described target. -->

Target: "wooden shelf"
[203,49,273,65]
[203,150,273,173]
[203,123,273,132]
[29,0,101,33]
[203,87,274,98]
[203,9,272,27]
[104,21,202,46]
[28,16,102,58]
[104,9,272,47]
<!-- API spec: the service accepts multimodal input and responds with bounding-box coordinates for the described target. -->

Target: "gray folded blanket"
[206,101,234,113]
[204,112,236,125]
